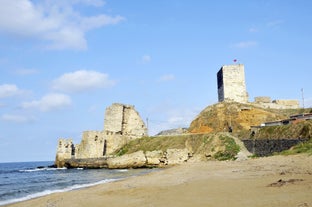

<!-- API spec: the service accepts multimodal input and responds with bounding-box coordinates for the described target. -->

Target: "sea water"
[0,161,155,206]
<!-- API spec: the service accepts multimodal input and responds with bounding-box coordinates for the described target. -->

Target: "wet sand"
[4,154,312,207]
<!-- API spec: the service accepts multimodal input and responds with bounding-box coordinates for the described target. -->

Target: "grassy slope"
[242,120,312,139]
[114,133,240,161]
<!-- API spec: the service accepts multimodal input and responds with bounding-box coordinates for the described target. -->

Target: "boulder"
[145,150,163,166]
[107,150,146,169]
[166,148,190,165]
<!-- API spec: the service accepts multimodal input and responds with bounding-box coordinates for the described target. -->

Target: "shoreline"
[0,178,120,206]
[4,154,312,207]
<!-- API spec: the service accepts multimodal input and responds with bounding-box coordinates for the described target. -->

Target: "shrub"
[213,135,240,161]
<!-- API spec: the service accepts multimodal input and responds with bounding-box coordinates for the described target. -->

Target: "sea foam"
[0,178,119,206]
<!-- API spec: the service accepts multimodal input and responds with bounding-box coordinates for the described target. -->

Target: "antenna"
[146,117,149,135]
[301,88,305,109]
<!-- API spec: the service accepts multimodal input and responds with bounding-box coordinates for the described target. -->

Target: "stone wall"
[75,131,106,159]
[55,138,74,168]
[254,96,271,103]
[217,64,248,103]
[104,103,148,137]
[104,103,124,134]
[253,97,299,109]
[242,139,307,156]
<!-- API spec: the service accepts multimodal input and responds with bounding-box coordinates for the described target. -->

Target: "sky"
[0,0,312,162]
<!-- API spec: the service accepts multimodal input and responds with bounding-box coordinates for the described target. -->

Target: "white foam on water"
[115,169,128,172]
[19,167,67,172]
[0,178,119,206]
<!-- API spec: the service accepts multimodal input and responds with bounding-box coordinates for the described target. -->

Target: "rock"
[107,151,146,169]
[166,148,190,165]
[235,151,248,161]
[145,150,163,166]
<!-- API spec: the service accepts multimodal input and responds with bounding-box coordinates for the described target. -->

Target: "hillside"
[115,133,241,161]
[109,102,312,166]
[251,120,312,139]
[189,102,310,134]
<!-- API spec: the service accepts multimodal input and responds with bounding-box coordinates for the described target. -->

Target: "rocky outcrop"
[106,149,191,169]
[107,151,147,169]
[146,150,163,166]
[63,158,108,169]
[165,149,190,165]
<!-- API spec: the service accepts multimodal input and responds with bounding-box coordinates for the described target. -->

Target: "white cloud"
[232,41,258,49]
[248,27,258,33]
[267,20,284,28]
[159,74,175,82]
[21,93,72,112]
[141,55,152,64]
[1,114,37,123]
[0,0,124,50]
[0,84,25,98]
[52,70,116,93]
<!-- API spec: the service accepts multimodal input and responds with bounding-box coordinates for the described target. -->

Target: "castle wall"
[104,103,124,134]
[55,103,148,167]
[272,100,299,109]
[217,64,248,103]
[55,138,74,168]
[75,131,106,159]
[254,96,271,103]
[253,98,300,109]
[123,106,148,138]
[104,103,148,137]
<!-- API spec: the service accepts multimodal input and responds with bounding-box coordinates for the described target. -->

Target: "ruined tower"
[55,103,148,167]
[217,64,248,103]
[104,103,148,138]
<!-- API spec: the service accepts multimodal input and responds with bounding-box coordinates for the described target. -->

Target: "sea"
[0,161,156,206]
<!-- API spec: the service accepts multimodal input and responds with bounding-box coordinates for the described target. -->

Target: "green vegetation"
[213,135,240,161]
[115,135,189,156]
[114,133,241,161]
[279,138,312,155]
[252,120,312,139]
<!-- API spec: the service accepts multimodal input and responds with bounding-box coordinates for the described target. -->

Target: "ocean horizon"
[0,161,156,206]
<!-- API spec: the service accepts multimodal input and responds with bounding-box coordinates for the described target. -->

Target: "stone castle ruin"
[55,103,148,168]
[217,64,299,109]
[217,64,249,103]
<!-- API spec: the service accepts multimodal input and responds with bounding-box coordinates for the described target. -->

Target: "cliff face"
[189,102,288,133]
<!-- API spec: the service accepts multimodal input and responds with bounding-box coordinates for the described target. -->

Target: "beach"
[4,154,312,207]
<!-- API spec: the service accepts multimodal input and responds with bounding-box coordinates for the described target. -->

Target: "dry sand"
[4,154,312,207]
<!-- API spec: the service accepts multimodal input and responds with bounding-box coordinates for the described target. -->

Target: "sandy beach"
[4,154,312,207]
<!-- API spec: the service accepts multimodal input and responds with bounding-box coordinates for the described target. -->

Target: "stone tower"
[104,103,148,138]
[217,64,248,103]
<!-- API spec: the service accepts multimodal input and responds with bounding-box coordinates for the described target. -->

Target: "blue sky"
[0,0,311,162]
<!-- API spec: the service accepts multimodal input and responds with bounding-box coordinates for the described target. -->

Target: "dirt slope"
[189,102,304,133]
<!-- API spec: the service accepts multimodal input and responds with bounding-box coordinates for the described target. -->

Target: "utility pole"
[301,88,305,109]
[146,117,149,135]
